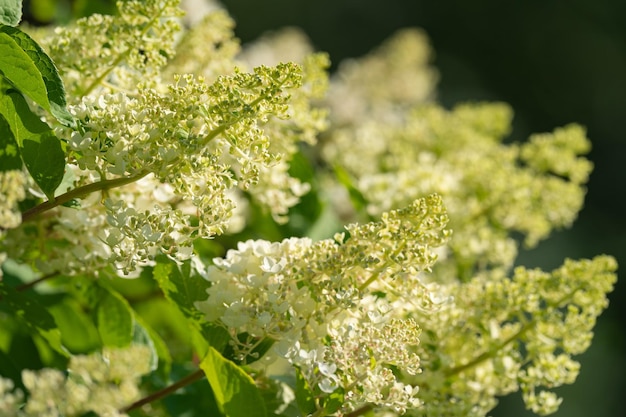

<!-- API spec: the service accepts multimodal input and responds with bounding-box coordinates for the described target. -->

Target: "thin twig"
[15,271,60,292]
[121,368,205,413]
[21,170,150,223]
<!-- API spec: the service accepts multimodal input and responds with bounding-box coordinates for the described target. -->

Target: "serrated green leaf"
[0,282,69,358]
[0,115,21,171]
[0,30,49,111]
[0,0,23,27]
[0,85,65,198]
[0,25,74,126]
[96,287,133,347]
[200,345,267,417]
[154,258,231,355]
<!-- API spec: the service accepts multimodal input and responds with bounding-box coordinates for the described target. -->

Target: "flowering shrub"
[0,1,617,416]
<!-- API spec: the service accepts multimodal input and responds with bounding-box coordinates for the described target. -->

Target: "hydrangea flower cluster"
[195,194,450,413]
[0,345,152,417]
[1,0,328,276]
[0,2,618,417]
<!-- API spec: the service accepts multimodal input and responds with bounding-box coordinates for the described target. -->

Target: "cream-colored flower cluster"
[0,345,152,417]
[195,194,450,414]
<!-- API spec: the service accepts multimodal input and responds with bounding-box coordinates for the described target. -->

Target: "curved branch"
[21,170,150,223]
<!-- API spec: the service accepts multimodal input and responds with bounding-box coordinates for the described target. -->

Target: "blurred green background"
[22,0,626,415]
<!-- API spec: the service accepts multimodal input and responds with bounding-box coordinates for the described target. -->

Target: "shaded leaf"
[0,282,69,357]
[294,367,317,416]
[153,258,210,322]
[154,258,230,354]
[0,115,21,171]
[49,298,101,354]
[0,85,65,198]
[133,314,172,375]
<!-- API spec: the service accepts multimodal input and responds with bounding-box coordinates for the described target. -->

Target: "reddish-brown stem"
[121,368,205,413]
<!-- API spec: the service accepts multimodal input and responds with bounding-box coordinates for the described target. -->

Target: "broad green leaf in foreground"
[0,29,49,111]
[200,345,267,417]
[0,84,65,198]
[0,0,22,27]
[0,25,74,125]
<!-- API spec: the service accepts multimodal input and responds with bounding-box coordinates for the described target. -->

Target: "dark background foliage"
[23,0,626,415]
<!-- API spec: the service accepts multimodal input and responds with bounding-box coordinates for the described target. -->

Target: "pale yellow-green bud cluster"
[406,255,616,417]
[324,100,592,281]
[43,0,184,98]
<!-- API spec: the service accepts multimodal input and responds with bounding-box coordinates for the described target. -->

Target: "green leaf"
[49,298,101,354]
[133,314,172,375]
[200,345,267,417]
[0,30,49,111]
[0,25,74,126]
[259,375,300,417]
[161,364,223,417]
[333,164,371,218]
[153,258,211,322]
[0,0,23,26]
[0,85,65,198]
[154,258,230,354]
[0,115,21,171]
[294,367,317,416]
[96,287,134,347]
[0,282,69,358]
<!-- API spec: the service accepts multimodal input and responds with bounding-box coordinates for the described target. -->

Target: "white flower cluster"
[293,318,422,414]
[324,64,593,280]
[0,345,152,417]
